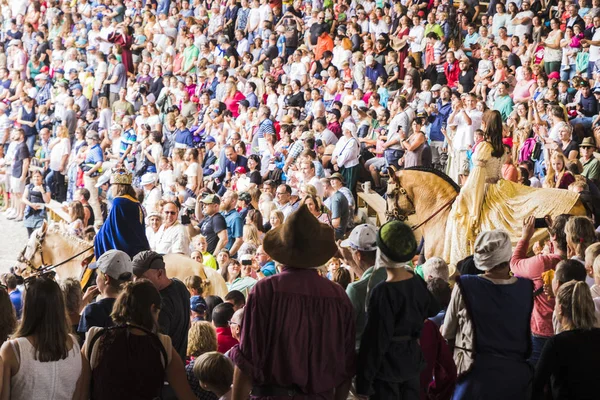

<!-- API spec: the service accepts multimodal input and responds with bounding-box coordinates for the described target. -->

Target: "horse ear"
[388,165,400,186]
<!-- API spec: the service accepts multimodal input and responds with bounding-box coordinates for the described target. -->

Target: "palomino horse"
[386,167,588,261]
[17,221,228,297]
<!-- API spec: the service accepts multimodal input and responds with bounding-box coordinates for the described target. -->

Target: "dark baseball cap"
[132,250,166,277]
[327,109,341,119]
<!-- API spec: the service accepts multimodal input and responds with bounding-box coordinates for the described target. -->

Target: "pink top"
[513,79,535,102]
[224,91,246,118]
[510,238,562,337]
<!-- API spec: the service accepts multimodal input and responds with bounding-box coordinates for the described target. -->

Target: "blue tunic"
[94,195,150,259]
[453,275,534,400]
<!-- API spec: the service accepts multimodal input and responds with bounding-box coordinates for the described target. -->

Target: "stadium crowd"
[1,0,600,398]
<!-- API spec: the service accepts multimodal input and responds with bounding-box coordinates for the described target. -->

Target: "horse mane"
[405,167,461,193]
[48,224,93,248]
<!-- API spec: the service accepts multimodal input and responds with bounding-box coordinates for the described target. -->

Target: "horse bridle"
[18,230,94,276]
[386,173,456,231]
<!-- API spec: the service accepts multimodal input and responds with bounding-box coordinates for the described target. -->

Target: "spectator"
[81,280,197,400]
[211,302,238,354]
[444,230,533,398]
[193,352,234,400]
[132,250,191,362]
[0,276,85,399]
[152,201,191,255]
[221,190,244,256]
[78,250,133,336]
[230,205,355,399]
[185,321,219,400]
[533,280,600,400]
[356,220,440,398]
[0,283,17,345]
[224,290,246,311]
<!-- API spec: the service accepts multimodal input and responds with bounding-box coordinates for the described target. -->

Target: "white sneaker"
[5,208,15,218]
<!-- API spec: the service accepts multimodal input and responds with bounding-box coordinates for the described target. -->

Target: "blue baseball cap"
[190,295,207,313]
[203,135,216,144]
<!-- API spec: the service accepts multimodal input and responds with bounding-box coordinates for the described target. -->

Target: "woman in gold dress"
[443,110,580,267]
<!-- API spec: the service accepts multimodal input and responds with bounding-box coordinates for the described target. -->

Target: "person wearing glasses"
[152,201,191,256]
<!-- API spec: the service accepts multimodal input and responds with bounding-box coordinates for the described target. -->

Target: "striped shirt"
[434,41,447,73]
[119,129,137,157]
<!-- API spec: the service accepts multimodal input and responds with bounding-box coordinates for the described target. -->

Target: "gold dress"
[443,141,580,266]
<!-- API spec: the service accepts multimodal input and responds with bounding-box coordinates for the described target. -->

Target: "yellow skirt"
[444,180,581,266]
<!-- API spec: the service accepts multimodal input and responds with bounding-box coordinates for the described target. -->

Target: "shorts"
[458,150,470,176]
[10,176,25,194]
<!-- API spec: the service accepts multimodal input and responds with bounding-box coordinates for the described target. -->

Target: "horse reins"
[18,230,94,278]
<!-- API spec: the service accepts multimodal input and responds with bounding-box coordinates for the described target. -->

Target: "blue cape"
[94,195,150,259]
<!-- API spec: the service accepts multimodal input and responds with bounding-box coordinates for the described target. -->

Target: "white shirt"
[49,138,70,171]
[513,11,533,39]
[332,135,360,168]
[99,27,114,55]
[408,25,425,53]
[152,221,190,255]
[289,62,307,83]
[590,29,600,62]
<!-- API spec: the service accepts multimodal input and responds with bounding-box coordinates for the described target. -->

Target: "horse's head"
[385,166,416,222]
[16,220,49,277]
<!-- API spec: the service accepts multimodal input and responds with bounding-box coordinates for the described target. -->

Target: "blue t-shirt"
[331,191,349,240]
[9,288,22,319]
[222,209,243,252]
[77,297,117,334]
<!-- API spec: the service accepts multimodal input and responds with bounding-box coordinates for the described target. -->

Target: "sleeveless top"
[21,106,37,137]
[9,336,82,400]
[404,133,431,168]
[458,275,533,360]
[84,326,173,400]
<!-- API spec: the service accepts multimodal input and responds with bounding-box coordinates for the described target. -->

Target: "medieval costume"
[356,221,441,399]
[94,168,150,259]
[443,111,580,267]
[229,205,356,399]
[443,230,534,400]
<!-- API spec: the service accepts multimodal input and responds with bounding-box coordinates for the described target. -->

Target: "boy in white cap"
[78,249,134,336]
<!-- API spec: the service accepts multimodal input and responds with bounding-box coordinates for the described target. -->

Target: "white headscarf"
[375,248,413,270]
[473,230,512,271]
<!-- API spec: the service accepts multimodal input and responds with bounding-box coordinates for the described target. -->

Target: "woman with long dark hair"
[443,110,578,266]
[0,276,85,399]
[81,280,196,400]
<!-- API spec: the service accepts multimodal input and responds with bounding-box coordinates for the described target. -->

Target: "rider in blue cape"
[94,168,150,259]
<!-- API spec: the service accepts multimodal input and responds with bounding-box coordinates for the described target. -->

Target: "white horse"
[17,221,228,297]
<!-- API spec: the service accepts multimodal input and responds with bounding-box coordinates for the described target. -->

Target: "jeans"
[45,169,66,202]
[529,335,550,366]
[570,116,595,131]
[560,64,577,82]
[25,135,36,155]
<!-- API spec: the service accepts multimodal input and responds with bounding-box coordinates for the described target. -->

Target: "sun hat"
[263,205,337,268]
[95,170,111,188]
[140,173,157,186]
[580,137,597,148]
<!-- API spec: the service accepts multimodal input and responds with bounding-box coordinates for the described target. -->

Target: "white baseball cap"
[340,224,378,252]
[90,249,133,279]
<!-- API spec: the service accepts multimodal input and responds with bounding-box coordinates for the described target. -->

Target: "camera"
[241,259,252,266]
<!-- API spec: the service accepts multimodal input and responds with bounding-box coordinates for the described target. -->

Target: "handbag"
[531,140,543,161]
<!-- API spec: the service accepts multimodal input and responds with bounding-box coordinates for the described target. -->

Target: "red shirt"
[216,326,239,354]
[444,60,460,88]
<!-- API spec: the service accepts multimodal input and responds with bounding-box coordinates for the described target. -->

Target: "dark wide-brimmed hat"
[263,205,337,268]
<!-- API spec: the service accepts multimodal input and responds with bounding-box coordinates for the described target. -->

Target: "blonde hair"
[57,125,69,139]
[187,321,218,357]
[242,224,261,246]
[259,200,277,221]
[565,216,597,259]
[557,280,597,330]
[269,210,285,225]
[544,152,570,188]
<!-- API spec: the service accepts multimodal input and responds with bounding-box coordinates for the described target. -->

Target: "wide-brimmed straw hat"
[263,205,337,268]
